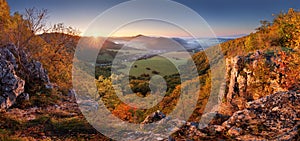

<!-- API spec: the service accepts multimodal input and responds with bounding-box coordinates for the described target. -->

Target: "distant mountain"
[109,35,192,51]
[181,37,232,49]
[217,34,248,39]
[108,34,231,52]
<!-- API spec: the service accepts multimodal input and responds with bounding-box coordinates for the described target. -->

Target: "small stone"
[214,125,225,132]
[237,114,245,120]
[222,121,231,129]
[272,106,279,111]
[228,127,243,137]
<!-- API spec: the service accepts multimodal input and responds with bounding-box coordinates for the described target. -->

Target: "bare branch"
[24,7,48,34]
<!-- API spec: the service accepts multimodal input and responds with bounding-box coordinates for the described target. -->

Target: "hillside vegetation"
[1,0,300,139]
[93,9,300,125]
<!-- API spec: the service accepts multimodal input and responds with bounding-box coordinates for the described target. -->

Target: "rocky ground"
[0,96,112,140]
[2,91,298,141]
[0,44,109,140]
[172,91,300,140]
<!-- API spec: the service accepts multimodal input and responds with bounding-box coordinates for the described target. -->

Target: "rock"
[68,89,76,101]
[0,45,17,69]
[214,125,225,132]
[237,74,247,98]
[236,135,265,141]
[0,44,51,109]
[0,96,7,111]
[271,106,279,111]
[222,91,300,140]
[16,93,30,102]
[228,127,243,137]
[226,56,244,102]
[2,44,51,90]
[209,112,231,125]
[142,110,166,124]
[137,91,300,140]
[0,60,25,109]
[221,50,291,115]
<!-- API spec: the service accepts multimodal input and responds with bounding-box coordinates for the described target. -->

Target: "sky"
[7,0,300,37]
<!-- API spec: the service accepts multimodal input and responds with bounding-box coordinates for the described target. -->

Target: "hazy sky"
[7,0,300,37]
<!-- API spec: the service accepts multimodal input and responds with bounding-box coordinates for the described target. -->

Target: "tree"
[24,8,48,34]
[256,20,271,33]
[2,7,48,50]
[0,0,11,45]
[19,7,48,49]
[0,0,9,20]
[37,23,80,89]
[0,1,81,90]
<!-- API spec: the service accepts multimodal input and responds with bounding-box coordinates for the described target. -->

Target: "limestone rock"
[0,44,51,109]
[222,50,290,114]
[0,60,25,109]
[222,91,300,140]
[226,56,244,102]
[3,44,51,89]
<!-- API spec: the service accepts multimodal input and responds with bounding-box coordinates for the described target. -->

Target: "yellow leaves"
[0,0,12,45]
[0,0,10,20]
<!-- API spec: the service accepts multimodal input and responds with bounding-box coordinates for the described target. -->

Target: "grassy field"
[96,48,193,77]
[118,52,190,77]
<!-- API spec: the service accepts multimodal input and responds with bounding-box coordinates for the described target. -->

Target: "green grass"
[96,49,192,77]
[118,55,189,77]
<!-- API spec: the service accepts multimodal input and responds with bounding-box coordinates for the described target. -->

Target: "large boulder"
[0,44,51,110]
[0,60,25,109]
[6,44,51,89]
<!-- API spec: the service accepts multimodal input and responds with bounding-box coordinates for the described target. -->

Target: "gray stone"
[0,60,25,109]
[0,44,51,109]
[68,89,77,101]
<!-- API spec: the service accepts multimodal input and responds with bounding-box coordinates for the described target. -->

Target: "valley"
[1,0,300,140]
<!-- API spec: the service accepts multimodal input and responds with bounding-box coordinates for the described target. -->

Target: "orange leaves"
[112,103,137,122]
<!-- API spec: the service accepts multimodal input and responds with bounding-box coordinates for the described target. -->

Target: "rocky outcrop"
[76,93,295,141]
[170,91,300,140]
[221,91,300,140]
[0,60,25,109]
[0,44,51,110]
[226,56,245,103]
[223,51,288,114]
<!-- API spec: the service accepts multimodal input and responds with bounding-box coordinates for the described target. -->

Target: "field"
[116,52,191,77]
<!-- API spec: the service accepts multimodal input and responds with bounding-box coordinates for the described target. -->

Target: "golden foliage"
[219,8,300,57]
